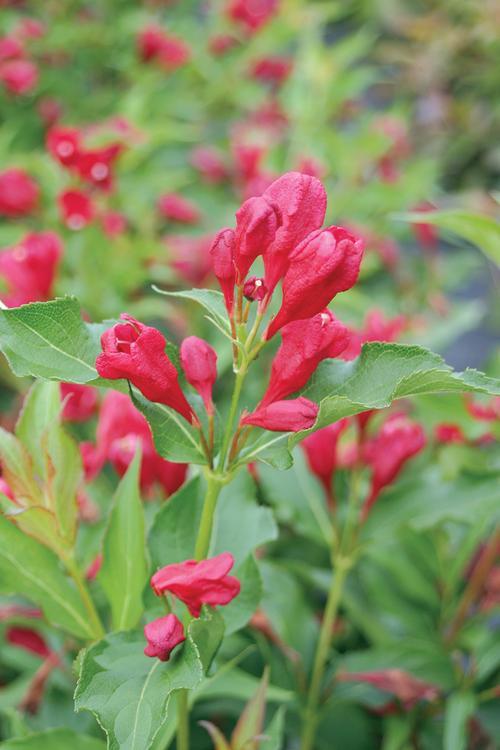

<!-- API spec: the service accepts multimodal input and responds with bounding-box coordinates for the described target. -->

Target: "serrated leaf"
[395,209,500,265]
[74,609,224,750]
[0,429,43,506]
[46,424,82,543]
[98,451,148,631]
[239,435,293,471]
[153,287,230,333]
[0,729,105,750]
[291,342,500,446]
[132,392,205,464]
[0,514,96,640]
[15,381,61,478]
[149,477,203,569]
[0,298,100,382]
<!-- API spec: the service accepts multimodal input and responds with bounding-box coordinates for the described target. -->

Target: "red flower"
[6,627,50,658]
[0,231,62,306]
[190,146,228,184]
[46,125,82,167]
[265,226,364,339]
[86,391,187,496]
[0,59,38,95]
[261,310,350,406]
[341,309,407,361]
[166,232,214,286]
[296,156,326,179]
[249,56,292,86]
[465,395,500,422]
[208,34,238,56]
[434,423,466,444]
[158,192,201,224]
[74,144,122,191]
[144,614,185,661]
[0,477,15,501]
[363,414,426,516]
[242,397,318,432]
[100,211,128,237]
[243,276,267,302]
[0,36,24,62]
[96,315,193,422]
[58,189,94,230]
[338,669,438,710]
[151,552,240,617]
[227,0,279,33]
[180,336,217,413]
[137,25,190,70]
[262,172,327,292]
[15,18,46,40]
[411,202,438,252]
[210,229,237,313]
[60,383,98,422]
[37,97,63,128]
[301,420,349,503]
[0,168,39,218]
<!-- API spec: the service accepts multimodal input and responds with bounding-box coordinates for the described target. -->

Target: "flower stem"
[194,471,224,561]
[300,558,350,750]
[218,366,246,471]
[176,689,189,750]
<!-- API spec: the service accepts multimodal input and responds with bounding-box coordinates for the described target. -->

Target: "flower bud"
[46,125,81,167]
[210,228,236,313]
[243,276,267,302]
[58,189,94,230]
[242,397,318,432]
[157,192,201,224]
[261,310,350,406]
[265,226,364,339]
[144,614,185,661]
[234,195,279,280]
[301,420,348,503]
[151,553,240,617]
[180,336,217,412]
[96,315,193,422]
[0,231,62,306]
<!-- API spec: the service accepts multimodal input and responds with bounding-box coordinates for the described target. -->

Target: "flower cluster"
[144,553,240,661]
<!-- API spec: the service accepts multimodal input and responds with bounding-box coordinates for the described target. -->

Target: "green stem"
[176,689,189,750]
[65,558,105,641]
[218,366,246,471]
[300,558,351,750]
[194,471,224,561]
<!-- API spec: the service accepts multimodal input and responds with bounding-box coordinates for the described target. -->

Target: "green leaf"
[149,477,203,568]
[0,729,105,750]
[132,392,205,464]
[75,609,224,750]
[443,692,476,750]
[260,707,286,750]
[15,381,61,477]
[231,668,268,750]
[0,429,43,506]
[98,450,148,631]
[222,556,263,635]
[292,342,500,445]
[0,298,100,382]
[239,435,293,471]
[45,423,82,543]
[395,209,500,265]
[0,514,96,640]
[152,287,230,333]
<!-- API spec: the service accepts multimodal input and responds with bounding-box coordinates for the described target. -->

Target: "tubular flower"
[190,146,228,184]
[144,614,185,662]
[363,414,426,517]
[151,552,240,617]
[0,231,62,306]
[58,189,94,230]
[46,125,82,167]
[341,309,407,361]
[74,143,122,191]
[60,383,98,422]
[0,59,38,95]
[265,226,364,339]
[227,0,279,34]
[0,168,39,218]
[84,391,187,496]
[242,397,318,432]
[96,314,193,422]
[180,336,217,413]
[210,228,237,313]
[262,171,327,292]
[261,310,350,406]
[157,192,201,224]
[243,276,267,301]
[301,420,349,504]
